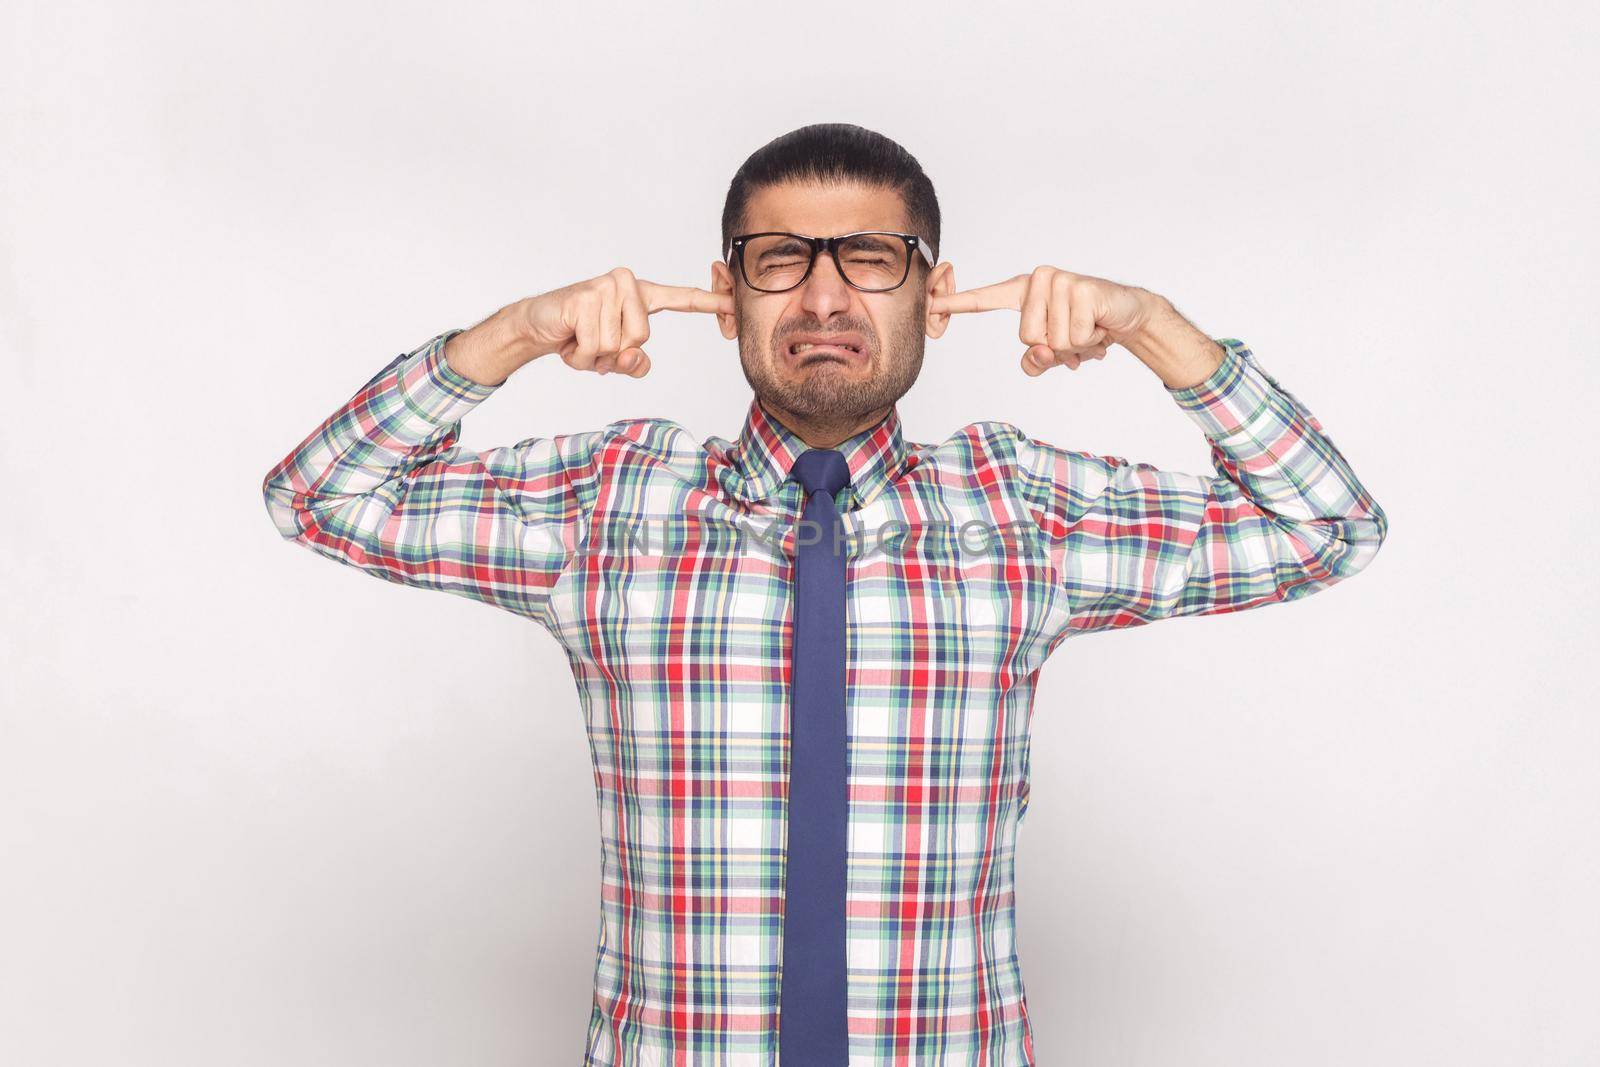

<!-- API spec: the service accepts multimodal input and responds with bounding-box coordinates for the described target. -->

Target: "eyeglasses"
[726,230,934,294]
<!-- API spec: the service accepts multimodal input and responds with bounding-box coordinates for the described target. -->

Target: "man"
[262,123,1387,1066]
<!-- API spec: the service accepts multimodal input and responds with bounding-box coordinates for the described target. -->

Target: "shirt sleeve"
[261,328,605,630]
[1010,337,1389,639]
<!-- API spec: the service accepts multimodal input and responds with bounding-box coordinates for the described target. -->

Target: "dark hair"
[720,123,941,269]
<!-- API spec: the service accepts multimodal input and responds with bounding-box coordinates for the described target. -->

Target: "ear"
[711,260,739,340]
[924,260,955,340]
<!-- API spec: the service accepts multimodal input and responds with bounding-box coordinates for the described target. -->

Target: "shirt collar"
[719,395,916,512]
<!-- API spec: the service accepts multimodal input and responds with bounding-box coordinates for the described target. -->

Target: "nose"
[798,251,854,319]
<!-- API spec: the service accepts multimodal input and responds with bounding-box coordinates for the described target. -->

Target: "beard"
[735,293,926,430]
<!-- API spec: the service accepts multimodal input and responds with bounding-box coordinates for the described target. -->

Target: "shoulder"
[579,417,723,479]
[913,419,1032,471]
[576,416,700,454]
[932,421,1123,504]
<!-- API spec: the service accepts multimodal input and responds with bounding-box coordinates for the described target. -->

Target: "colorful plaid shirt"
[262,328,1387,1065]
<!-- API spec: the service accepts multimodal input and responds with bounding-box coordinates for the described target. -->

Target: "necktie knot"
[790,448,851,499]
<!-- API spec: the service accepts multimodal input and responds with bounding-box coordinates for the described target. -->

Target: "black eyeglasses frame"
[725,230,936,294]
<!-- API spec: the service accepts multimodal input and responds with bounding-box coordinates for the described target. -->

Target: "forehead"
[741,180,909,236]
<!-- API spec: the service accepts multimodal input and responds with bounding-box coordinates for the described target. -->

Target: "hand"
[929,266,1158,376]
[516,267,734,377]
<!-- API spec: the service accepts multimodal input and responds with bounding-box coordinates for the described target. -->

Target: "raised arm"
[929,268,1388,639]
[260,326,606,629]
[1009,337,1389,638]
[259,269,732,630]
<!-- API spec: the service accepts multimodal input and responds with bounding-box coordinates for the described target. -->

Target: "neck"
[759,396,891,451]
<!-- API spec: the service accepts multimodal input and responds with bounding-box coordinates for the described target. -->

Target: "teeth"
[793,341,858,353]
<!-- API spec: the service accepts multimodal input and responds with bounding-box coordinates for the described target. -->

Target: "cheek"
[736,314,773,350]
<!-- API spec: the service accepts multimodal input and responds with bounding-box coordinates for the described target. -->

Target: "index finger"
[639,280,734,317]
[928,276,1027,315]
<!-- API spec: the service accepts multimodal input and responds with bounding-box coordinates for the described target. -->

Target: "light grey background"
[3,1,1596,1064]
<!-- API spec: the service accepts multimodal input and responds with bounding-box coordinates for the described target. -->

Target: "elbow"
[1369,497,1391,554]
[1358,491,1390,557]
[1329,498,1389,581]
[261,468,307,540]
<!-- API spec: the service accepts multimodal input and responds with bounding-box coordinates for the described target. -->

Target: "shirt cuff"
[395,327,501,426]
[1164,337,1277,443]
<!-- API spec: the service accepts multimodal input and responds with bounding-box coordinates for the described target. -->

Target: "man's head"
[712,124,955,446]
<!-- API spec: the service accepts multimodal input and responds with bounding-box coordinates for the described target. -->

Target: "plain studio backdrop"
[3,1,1596,1064]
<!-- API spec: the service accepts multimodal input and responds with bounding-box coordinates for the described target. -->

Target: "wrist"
[1107,288,1172,347]
[444,303,544,387]
[1119,294,1224,390]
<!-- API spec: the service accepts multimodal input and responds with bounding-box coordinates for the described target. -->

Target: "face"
[712,180,955,443]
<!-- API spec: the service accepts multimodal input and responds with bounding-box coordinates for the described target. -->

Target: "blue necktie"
[779,447,852,1066]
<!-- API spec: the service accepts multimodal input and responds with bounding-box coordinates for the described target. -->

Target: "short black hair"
[720,123,941,268]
